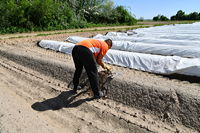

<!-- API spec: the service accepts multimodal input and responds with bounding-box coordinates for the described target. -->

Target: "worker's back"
[77,39,108,58]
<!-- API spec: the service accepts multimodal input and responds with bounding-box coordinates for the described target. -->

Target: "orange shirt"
[77,39,109,60]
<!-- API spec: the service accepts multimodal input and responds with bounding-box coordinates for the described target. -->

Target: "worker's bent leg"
[72,46,83,90]
[82,55,99,96]
[73,63,83,90]
[84,62,99,96]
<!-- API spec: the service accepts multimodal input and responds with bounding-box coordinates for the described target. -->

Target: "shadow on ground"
[31,90,94,111]
[162,74,200,84]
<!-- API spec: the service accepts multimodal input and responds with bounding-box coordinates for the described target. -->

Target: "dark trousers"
[72,45,99,96]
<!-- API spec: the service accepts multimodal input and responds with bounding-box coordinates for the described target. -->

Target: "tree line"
[153,10,200,21]
[0,0,137,33]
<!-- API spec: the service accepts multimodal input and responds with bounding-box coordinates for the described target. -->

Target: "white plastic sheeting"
[66,36,200,58]
[38,40,200,77]
[133,22,200,38]
[93,22,200,47]
[93,34,200,47]
[66,36,89,44]
[104,49,200,76]
[39,40,75,54]
[112,41,200,58]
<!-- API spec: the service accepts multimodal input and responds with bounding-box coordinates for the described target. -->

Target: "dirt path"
[0,25,150,40]
[0,30,198,133]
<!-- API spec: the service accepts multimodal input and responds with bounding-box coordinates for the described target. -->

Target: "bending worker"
[72,39,112,98]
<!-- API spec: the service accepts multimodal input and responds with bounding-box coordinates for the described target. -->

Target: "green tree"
[160,15,169,21]
[1,0,73,29]
[114,6,136,24]
[96,0,117,23]
[153,15,160,21]
[175,10,186,20]
[0,0,137,33]
[153,15,169,21]
[170,10,200,20]
[170,15,176,20]
[188,12,199,20]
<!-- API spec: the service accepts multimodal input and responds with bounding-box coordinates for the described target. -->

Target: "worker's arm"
[96,54,111,71]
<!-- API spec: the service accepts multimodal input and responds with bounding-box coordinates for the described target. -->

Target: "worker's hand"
[104,65,112,71]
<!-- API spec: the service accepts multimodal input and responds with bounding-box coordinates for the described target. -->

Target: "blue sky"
[112,0,200,19]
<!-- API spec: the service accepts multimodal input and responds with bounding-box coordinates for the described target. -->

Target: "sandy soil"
[0,30,198,133]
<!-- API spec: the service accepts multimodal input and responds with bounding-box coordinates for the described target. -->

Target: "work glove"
[104,65,112,71]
